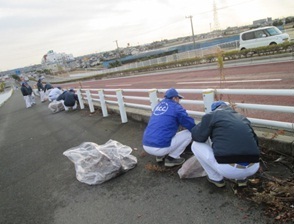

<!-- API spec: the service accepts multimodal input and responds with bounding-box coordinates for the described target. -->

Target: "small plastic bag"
[63,140,137,185]
[178,156,207,179]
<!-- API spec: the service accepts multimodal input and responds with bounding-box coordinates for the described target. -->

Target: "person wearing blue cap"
[57,88,78,111]
[142,88,196,167]
[191,101,260,188]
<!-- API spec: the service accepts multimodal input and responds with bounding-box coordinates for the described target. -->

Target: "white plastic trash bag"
[178,156,207,179]
[63,140,137,185]
[48,100,64,113]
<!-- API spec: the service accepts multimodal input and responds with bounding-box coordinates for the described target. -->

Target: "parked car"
[239,26,290,50]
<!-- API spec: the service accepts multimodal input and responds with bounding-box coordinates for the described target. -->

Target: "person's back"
[37,78,44,91]
[194,106,259,163]
[44,83,53,92]
[56,91,67,101]
[48,87,63,101]
[64,91,77,107]
[143,98,194,148]
[191,101,260,188]
[142,88,195,167]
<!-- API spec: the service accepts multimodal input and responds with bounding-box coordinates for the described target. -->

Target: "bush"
[0,82,5,93]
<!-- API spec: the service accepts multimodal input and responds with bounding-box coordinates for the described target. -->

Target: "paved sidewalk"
[0,90,272,224]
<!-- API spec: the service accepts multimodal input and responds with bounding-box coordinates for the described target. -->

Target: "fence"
[68,42,239,79]
[76,88,294,131]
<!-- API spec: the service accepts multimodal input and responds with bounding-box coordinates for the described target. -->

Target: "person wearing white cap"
[191,101,260,188]
[142,88,196,167]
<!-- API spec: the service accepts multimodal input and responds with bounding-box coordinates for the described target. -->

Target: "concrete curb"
[0,88,13,107]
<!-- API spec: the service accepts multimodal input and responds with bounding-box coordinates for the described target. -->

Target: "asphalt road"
[57,59,294,123]
[0,87,275,224]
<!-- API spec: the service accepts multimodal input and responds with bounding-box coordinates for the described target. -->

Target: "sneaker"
[164,156,185,167]
[230,179,248,187]
[156,156,165,163]
[207,177,226,188]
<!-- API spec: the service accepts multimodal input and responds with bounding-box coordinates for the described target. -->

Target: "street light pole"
[186,15,196,49]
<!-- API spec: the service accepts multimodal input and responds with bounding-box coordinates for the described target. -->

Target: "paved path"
[0,90,272,224]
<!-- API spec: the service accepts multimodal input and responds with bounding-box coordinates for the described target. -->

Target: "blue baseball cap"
[164,88,183,99]
[211,101,227,111]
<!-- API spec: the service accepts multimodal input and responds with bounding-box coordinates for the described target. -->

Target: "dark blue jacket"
[44,83,53,92]
[143,99,195,148]
[191,105,260,164]
[57,91,78,107]
[37,79,44,91]
[20,83,33,96]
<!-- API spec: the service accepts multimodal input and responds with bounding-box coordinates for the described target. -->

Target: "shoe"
[156,156,165,163]
[231,179,248,187]
[207,177,226,188]
[164,156,185,167]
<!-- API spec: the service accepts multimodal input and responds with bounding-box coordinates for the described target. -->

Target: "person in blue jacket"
[57,88,78,111]
[142,88,196,167]
[191,101,260,188]
[36,76,46,102]
[20,81,35,108]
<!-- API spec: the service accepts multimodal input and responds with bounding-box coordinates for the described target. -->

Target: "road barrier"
[76,88,294,131]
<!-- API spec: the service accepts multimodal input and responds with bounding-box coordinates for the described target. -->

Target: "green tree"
[11,74,21,81]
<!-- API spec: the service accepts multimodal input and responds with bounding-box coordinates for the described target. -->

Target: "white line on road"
[105,84,132,87]
[177,79,281,85]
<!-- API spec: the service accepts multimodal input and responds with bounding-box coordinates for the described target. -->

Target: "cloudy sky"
[0,0,293,71]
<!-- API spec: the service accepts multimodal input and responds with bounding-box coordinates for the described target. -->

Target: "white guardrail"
[76,88,294,131]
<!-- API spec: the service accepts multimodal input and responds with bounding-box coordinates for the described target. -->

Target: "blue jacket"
[143,99,195,148]
[20,82,33,96]
[57,91,78,106]
[37,79,44,91]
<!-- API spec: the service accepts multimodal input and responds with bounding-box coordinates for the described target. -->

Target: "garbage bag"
[177,156,207,179]
[48,100,64,113]
[63,140,137,185]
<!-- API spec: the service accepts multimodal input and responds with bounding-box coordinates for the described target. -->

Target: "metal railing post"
[98,89,108,117]
[76,89,85,109]
[116,89,128,123]
[148,89,158,111]
[86,90,95,113]
[202,89,215,113]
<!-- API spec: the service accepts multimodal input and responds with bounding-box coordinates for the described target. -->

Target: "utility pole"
[114,40,120,58]
[186,15,196,49]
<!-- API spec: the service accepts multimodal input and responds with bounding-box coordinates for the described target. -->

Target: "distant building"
[41,50,75,72]
[253,18,272,27]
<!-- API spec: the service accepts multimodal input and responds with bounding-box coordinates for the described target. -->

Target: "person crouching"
[57,88,78,111]
[191,101,260,188]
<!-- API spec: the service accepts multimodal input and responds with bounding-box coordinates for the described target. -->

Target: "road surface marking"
[105,84,132,87]
[177,79,281,85]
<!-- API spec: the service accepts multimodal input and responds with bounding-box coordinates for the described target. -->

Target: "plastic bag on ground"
[48,100,64,113]
[63,140,137,185]
[178,155,207,179]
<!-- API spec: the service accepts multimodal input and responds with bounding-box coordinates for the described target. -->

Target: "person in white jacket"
[48,87,63,101]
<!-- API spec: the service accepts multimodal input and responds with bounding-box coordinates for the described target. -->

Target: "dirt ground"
[236,147,294,223]
[145,146,294,223]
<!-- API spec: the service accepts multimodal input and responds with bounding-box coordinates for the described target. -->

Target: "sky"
[0,0,293,72]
